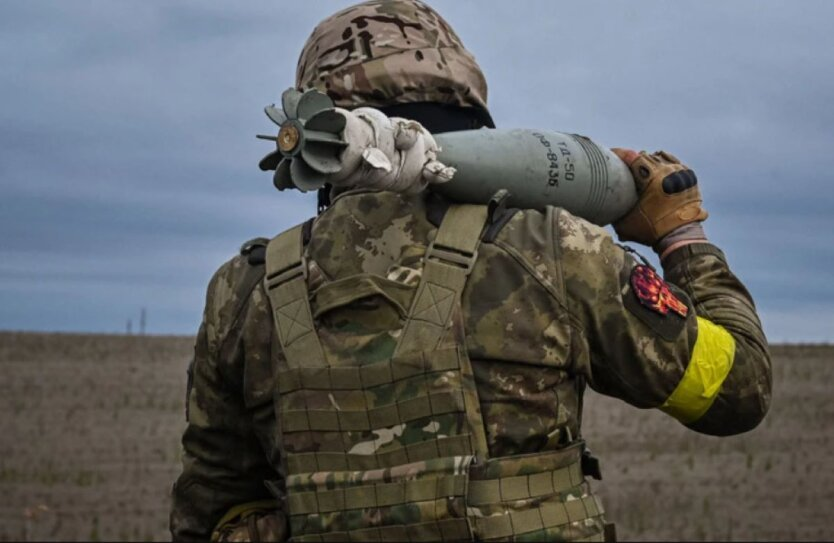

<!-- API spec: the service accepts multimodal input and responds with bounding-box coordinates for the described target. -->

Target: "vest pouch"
[311,273,415,321]
[466,442,607,541]
[286,455,476,541]
[309,274,418,362]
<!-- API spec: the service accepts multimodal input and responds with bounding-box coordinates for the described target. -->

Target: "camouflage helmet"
[296,0,488,111]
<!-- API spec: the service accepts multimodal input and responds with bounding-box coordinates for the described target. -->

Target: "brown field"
[0,332,831,541]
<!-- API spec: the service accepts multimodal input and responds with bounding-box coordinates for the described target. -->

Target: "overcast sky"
[1,1,832,341]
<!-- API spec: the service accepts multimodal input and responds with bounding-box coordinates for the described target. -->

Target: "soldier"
[170,1,771,541]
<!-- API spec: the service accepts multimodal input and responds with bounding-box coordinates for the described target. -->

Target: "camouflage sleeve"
[170,257,278,541]
[557,210,771,436]
[659,243,772,435]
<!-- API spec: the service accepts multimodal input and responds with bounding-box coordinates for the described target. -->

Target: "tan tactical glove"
[611,149,708,247]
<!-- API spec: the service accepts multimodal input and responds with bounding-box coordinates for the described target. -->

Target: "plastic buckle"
[581,449,602,481]
[426,241,478,273]
[266,257,308,290]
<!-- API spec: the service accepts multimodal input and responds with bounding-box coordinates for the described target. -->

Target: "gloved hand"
[611,149,708,247]
[330,107,456,194]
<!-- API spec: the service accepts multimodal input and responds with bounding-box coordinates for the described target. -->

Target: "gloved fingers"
[354,107,390,128]
[631,153,656,179]
[611,148,664,168]
[622,152,664,194]
[355,108,396,155]
[611,147,641,166]
[661,168,699,195]
[397,137,431,192]
[324,106,455,194]
[613,144,706,246]
[612,148,658,192]
[361,147,393,172]
[356,153,396,188]
[423,160,456,185]
[654,150,682,164]
[391,118,421,150]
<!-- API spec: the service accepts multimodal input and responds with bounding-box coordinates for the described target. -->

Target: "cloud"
[0,0,832,339]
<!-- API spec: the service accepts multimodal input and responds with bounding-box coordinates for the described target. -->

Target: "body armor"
[264,203,605,541]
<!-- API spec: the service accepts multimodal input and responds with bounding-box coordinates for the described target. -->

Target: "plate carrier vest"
[264,204,604,541]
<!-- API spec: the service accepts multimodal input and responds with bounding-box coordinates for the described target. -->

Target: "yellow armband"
[661,317,736,424]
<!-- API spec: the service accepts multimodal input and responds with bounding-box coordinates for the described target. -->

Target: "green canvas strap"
[395,204,489,356]
[264,224,326,368]
[394,203,491,462]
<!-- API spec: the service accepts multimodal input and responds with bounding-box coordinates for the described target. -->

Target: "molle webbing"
[473,494,603,542]
[277,347,462,396]
[286,456,471,516]
[278,346,479,475]
[467,459,583,506]
[466,444,604,541]
[278,349,466,434]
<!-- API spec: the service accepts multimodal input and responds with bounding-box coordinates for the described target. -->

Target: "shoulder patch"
[623,263,691,341]
[631,265,688,318]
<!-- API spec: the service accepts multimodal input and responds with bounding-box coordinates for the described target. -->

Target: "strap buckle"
[426,241,478,274]
[265,257,308,290]
[581,448,602,480]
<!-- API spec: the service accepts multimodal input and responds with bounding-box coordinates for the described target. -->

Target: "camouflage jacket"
[170,189,771,541]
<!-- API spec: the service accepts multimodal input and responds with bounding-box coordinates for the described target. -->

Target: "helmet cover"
[296,0,488,111]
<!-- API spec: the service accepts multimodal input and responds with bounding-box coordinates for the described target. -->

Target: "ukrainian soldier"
[170,1,772,541]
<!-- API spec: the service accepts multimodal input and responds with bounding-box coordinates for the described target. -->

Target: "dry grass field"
[0,332,831,541]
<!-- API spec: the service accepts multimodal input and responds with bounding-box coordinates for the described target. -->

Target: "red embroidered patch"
[630,265,688,318]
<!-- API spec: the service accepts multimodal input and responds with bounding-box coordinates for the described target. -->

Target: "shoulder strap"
[395,204,489,355]
[264,224,327,368]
